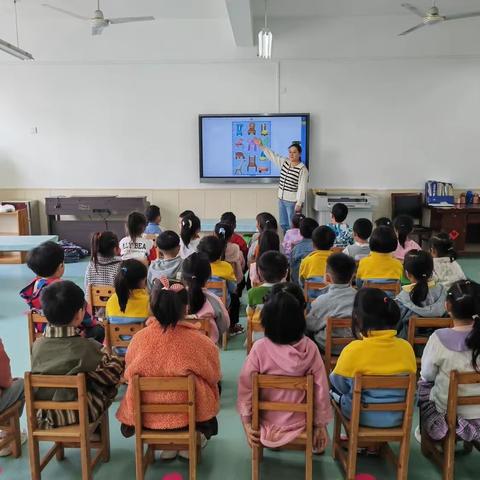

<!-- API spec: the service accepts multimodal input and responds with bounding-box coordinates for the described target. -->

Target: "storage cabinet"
[0,206,29,264]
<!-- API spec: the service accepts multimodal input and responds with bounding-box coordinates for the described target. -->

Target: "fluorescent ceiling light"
[258,0,272,59]
[0,38,34,60]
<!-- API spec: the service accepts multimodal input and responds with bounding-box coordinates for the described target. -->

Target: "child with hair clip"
[182,253,230,346]
[375,217,393,228]
[395,250,447,339]
[215,222,245,284]
[330,288,416,428]
[119,212,156,263]
[282,213,305,257]
[220,211,248,260]
[393,215,421,261]
[179,212,201,259]
[249,230,280,287]
[418,280,480,443]
[237,282,332,453]
[247,212,278,266]
[105,259,149,355]
[430,232,466,290]
[117,278,221,459]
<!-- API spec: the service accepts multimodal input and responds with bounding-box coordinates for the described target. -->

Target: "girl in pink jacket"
[237,283,332,452]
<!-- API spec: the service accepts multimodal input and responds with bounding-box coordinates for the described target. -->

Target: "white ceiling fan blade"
[108,16,155,25]
[398,22,427,36]
[42,3,89,20]
[401,3,425,18]
[444,11,480,21]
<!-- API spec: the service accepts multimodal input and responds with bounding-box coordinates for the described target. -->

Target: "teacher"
[253,138,309,234]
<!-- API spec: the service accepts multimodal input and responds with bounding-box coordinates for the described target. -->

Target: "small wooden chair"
[206,279,228,350]
[89,284,115,319]
[132,374,200,480]
[0,400,23,458]
[27,310,49,352]
[421,370,480,480]
[407,316,453,369]
[324,317,355,376]
[362,280,400,296]
[24,372,110,480]
[144,234,158,243]
[246,308,264,354]
[104,319,145,356]
[303,280,327,305]
[252,373,314,480]
[332,373,416,480]
[184,314,212,337]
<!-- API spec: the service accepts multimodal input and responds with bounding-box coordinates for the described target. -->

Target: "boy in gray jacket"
[306,253,357,353]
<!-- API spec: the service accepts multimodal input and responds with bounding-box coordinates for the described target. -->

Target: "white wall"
[1,8,480,190]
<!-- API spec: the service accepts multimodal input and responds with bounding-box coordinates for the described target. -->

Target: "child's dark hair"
[352,288,400,338]
[215,222,233,259]
[91,231,119,270]
[447,280,480,372]
[145,205,161,223]
[393,214,414,249]
[257,230,280,258]
[403,250,434,307]
[299,217,319,239]
[369,226,398,253]
[27,241,64,277]
[261,282,306,344]
[41,280,85,326]
[430,232,457,262]
[220,211,236,229]
[375,217,393,228]
[114,259,148,313]
[150,284,188,331]
[156,231,180,252]
[332,203,348,223]
[257,251,289,283]
[291,213,305,229]
[179,210,194,219]
[127,211,147,243]
[180,213,201,248]
[197,235,222,262]
[289,141,302,154]
[353,218,373,241]
[256,212,278,233]
[312,226,336,250]
[182,252,211,314]
[326,253,356,284]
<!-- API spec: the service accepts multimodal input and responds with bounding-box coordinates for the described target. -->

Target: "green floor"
[1,258,480,479]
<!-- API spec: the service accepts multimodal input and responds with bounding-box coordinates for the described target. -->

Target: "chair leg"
[28,435,41,480]
[190,436,197,480]
[443,433,456,480]
[55,442,65,461]
[305,445,313,480]
[222,332,228,351]
[396,439,411,480]
[9,410,21,458]
[332,411,341,460]
[252,445,260,480]
[346,430,358,480]
[135,437,144,480]
[101,412,110,462]
[80,435,92,480]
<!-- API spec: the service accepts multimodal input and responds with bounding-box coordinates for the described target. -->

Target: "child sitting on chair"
[238,283,332,452]
[117,280,221,460]
[249,230,280,287]
[215,222,245,284]
[343,218,372,261]
[290,217,319,285]
[395,250,446,339]
[147,231,183,290]
[247,212,278,266]
[306,253,357,353]
[330,288,416,428]
[182,253,230,346]
[31,281,123,429]
[327,203,354,248]
[144,205,162,235]
[282,213,305,258]
[21,241,104,342]
[179,212,201,259]
[119,212,156,263]
[220,211,248,261]
[418,280,480,443]
[393,215,421,261]
[430,233,466,290]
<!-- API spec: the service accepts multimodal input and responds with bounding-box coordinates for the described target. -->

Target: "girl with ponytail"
[247,212,278,265]
[214,222,245,283]
[418,280,480,443]
[179,212,201,259]
[249,230,280,287]
[430,232,466,289]
[393,214,421,261]
[181,253,229,345]
[395,250,447,339]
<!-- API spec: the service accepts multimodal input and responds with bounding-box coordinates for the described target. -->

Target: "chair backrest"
[246,308,264,354]
[89,284,115,311]
[184,314,211,337]
[206,279,227,306]
[362,281,400,296]
[303,280,327,304]
[446,371,480,426]
[324,317,355,375]
[407,316,453,350]
[144,234,158,243]
[27,311,49,351]
[391,193,423,224]
[350,373,416,433]
[252,374,314,442]
[132,375,196,432]
[104,320,145,354]
[24,372,89,431]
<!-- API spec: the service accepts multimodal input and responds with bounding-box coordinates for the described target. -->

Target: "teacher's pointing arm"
[252,138,286,169]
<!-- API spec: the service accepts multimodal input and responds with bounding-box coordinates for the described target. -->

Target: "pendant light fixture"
[258,0,272,59]
[0,0,34,60]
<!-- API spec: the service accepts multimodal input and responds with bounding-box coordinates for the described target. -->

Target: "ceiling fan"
[42,0,155,36]
[399,1,480,36]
